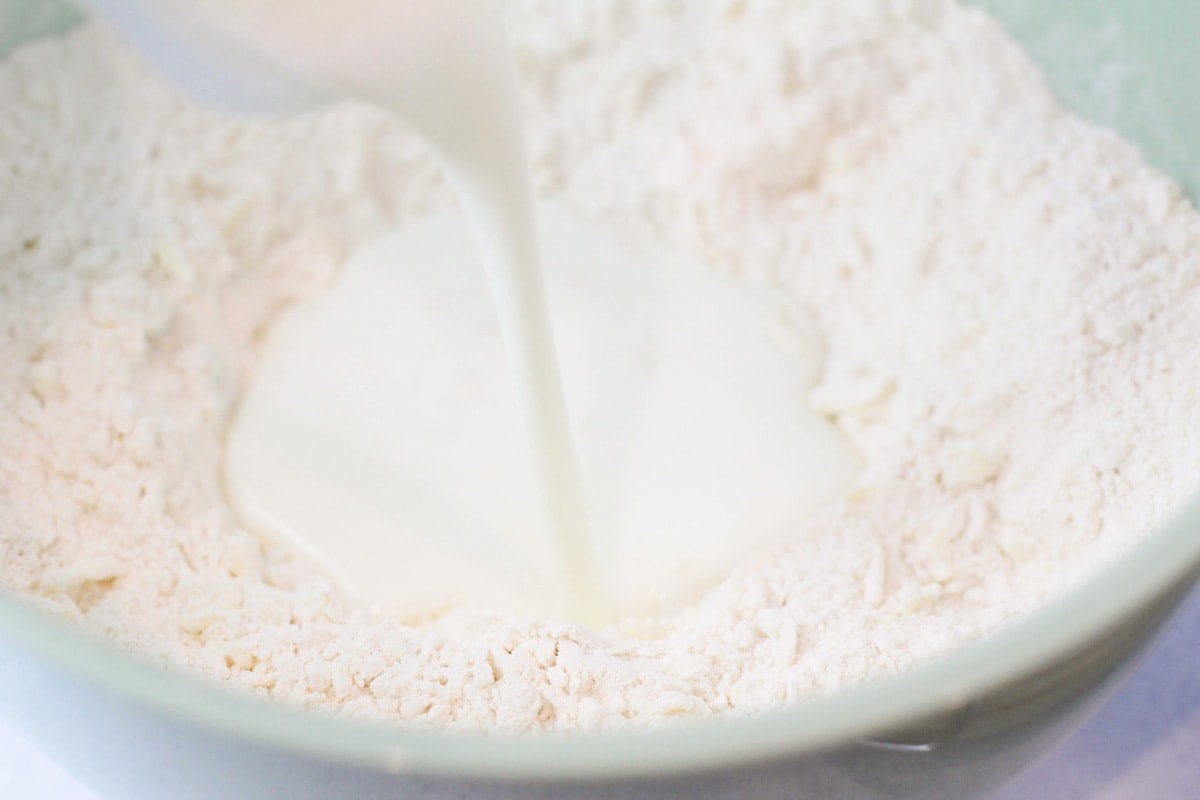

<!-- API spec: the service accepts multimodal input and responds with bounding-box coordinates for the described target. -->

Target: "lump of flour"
[1,0,1199,730]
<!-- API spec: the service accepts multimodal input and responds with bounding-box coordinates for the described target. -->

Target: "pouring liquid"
[176,0,861,623]
[184,0,606,622]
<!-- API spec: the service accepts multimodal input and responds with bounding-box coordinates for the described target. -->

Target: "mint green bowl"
[0,2,1198,798]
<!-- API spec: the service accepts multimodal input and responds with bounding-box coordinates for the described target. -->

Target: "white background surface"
[2,585,1198,799]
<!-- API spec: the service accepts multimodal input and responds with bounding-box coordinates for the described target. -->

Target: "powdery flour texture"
[1,0,1199,730]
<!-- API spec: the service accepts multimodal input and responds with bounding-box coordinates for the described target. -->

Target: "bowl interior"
[0,0,1199,781]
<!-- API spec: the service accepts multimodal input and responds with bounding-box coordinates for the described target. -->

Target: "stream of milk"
[163,0,860,624]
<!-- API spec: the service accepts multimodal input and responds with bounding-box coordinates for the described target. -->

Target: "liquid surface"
[225,207,861,621]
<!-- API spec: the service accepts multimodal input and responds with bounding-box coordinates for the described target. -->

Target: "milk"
[153,0,860,623]
[226,206,861,620]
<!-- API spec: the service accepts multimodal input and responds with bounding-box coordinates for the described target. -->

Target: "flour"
[2,0,1199,731]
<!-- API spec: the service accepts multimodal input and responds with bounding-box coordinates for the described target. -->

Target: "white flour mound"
[2,0,1200,731]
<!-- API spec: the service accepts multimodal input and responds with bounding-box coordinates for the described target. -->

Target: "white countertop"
[3,586,1199,799]
[992,584,1200,799]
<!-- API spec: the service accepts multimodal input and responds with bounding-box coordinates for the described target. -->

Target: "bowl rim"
[2,492,1198,781]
